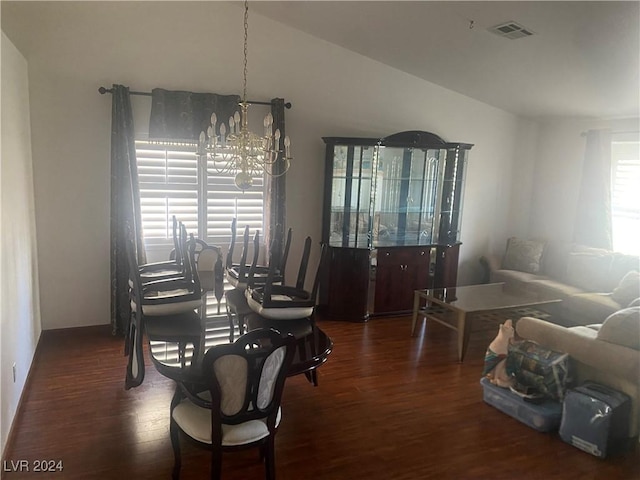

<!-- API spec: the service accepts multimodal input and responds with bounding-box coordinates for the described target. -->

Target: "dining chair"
[245,239,327,321]
[226,219,292,290]
[225,231,262,342]
[225,225,292,341]
[169,328,296,480]
[193,238,225,316]
[138,216,187,283]
[125,226,204,389]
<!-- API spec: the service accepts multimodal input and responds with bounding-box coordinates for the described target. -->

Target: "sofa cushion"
[540,241,574,282]
[502,237,546,274]
[490,270,547,290]
[565,293,621,325]
[528,278,585,301]
[565,252,613,292]
[611,271,640,306]
[597,307,640,351]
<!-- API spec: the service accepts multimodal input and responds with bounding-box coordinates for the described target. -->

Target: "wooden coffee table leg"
[457,311,471,363]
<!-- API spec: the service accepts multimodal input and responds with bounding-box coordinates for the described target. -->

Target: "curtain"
[110,84,146,336]
[264,98,287,258]
[149,88,241,142]
[573,129,613,249]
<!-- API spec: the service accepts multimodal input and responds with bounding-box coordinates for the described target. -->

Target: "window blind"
[135,140,265,249]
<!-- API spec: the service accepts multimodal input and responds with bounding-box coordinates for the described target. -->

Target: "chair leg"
[211,447,222,480]
[264,436,276,480]
[170,418,181,480]
[304,369,318,387]
[226,305,235,343]
[170,386,183,480]
[237,313,246,336]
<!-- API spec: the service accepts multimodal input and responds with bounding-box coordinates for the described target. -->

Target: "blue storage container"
[480,377,563,432]
[559,382,632,458]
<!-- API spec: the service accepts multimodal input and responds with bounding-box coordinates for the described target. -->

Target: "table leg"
[411,291,420,336]
[457,311,471,363]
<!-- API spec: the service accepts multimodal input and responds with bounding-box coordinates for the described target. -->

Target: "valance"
[148,88,241,142]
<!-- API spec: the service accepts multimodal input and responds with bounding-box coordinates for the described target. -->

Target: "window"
[611,134,640,255]
[135,140,264,258]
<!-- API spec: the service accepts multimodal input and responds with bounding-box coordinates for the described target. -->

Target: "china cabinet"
[319,131,472,321]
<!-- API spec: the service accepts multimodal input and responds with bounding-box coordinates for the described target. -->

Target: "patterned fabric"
[213,355,248,416]
[110,84,146,336]
[501,237,546,274]
[506,340,570,401]
[149,89,240,142]
[264,98,287,256]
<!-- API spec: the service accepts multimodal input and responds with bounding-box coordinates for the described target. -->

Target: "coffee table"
[410,282,561,362]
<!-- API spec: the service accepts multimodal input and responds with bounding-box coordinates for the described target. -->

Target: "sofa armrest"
[516,317,639,385]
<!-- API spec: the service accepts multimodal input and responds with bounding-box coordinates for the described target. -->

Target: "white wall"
[0,32,42,455]
[530,116,639,243]
[2,2,530,329]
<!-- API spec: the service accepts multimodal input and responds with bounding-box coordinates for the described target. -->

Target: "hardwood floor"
[2,314,639,479]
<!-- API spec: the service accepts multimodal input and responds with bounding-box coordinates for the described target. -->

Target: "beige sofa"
[516,311,640,438]
[480,238,640,326]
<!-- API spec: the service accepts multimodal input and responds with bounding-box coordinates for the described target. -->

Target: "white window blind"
[611,135,640,255]
[135,140,264,252]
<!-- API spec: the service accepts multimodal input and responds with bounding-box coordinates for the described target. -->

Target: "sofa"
[516,310,640,438]
[480,238,640,326]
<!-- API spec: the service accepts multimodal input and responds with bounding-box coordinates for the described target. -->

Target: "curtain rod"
[98,86,292,109]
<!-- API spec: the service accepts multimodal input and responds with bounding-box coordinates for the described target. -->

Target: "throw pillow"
[565,252,613,292]
[597,307,640,351]
[611,271,640,306]
[501,237,546,274]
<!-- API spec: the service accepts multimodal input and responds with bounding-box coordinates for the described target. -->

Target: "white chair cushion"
[246,292,313,320]
[213,355,248,416]
[172,399,281,446]
[131,294,202,316]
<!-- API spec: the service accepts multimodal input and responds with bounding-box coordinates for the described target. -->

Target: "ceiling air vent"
[488,21,535,40]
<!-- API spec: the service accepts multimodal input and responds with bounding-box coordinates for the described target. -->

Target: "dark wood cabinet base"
[319,243,460,321]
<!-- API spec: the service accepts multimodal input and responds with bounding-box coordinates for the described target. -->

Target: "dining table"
[146,313,333,387]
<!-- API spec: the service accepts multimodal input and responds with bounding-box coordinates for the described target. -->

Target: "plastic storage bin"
[480,377,563,432]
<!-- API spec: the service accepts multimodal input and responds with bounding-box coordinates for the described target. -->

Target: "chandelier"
[196,0,292,191]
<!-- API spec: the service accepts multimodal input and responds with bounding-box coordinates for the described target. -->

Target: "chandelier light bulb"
[235,171,253,191]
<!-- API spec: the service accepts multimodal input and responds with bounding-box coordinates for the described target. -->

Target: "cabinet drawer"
[376,247,429,267]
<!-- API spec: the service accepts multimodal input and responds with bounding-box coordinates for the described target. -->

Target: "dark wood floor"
[3,314,639,480]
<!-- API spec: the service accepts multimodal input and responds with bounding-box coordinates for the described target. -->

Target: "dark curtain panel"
[264,98,287,259]
[110,84,146,336]
[149,88,241,141]
[573,129,613,249]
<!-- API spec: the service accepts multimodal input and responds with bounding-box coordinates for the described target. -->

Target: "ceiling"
[250,1,640,119]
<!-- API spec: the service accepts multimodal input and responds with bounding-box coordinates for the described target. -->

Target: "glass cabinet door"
[372,146,444,246]
[436,147,469,244]
[328,145,374,247]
